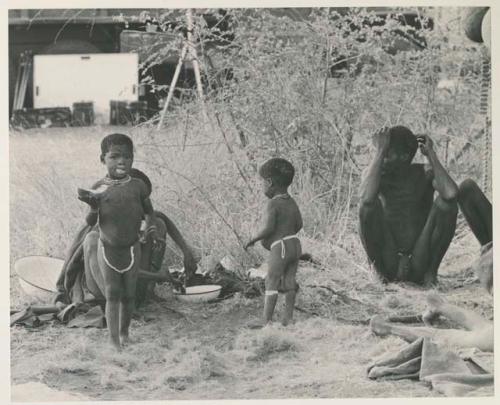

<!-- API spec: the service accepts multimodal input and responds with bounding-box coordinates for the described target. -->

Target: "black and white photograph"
[6,1,496,402]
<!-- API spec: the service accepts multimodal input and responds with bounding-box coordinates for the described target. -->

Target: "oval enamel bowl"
[15,256,64,302]
[174,285,222,303]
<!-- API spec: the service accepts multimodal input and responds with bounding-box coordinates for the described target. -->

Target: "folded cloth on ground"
[10,308,41,327]
[10,304,105,329]
[367,337,494,397]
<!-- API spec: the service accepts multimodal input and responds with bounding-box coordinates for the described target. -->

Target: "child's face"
[260,177,274,198]
[102,144,133,179]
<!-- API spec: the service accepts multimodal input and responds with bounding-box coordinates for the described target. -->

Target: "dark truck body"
[9,8,432,118]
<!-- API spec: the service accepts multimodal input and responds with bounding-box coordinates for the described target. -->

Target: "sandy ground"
[10,257,492,400]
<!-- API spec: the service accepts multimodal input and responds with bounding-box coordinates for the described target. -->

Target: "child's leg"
[119,242,141,344]
[97,240,123,350]
[281,259,299,326]
[264,248,287,324]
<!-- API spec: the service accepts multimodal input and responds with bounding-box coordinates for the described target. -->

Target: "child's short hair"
[259,158,295,187]
[101,133,134,157]
[388,126,418,159]
[130,168,152,195]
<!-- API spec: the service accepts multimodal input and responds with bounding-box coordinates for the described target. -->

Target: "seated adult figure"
[359,126,459,286]
[458,178,492,293]
[55,168,197,306]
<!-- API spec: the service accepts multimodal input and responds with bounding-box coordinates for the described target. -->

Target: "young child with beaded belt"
[245,158,303,327]
[78,133,158,350]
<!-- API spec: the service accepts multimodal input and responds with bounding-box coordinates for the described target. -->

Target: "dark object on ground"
[109,100,149,125]
[11,107,72,129]
[72,102,94,126]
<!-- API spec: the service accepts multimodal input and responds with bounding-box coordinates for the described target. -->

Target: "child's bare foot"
[109,338,122,352]
[370,315,391,337]
[246,320,272,330]
[120,334,134,346]
[281,318,295,327]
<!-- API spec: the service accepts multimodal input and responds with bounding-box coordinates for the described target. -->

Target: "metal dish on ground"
[174,285,222,303]
[15,256,63,302]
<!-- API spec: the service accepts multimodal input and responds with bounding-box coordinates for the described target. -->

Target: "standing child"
[78,133,157,350]
[245,158,303,326]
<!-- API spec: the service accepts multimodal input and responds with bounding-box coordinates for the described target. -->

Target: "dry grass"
[9,125,490,400]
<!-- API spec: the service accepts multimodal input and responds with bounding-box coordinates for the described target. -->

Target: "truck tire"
[482,9,491,52]
[463,7,489,43]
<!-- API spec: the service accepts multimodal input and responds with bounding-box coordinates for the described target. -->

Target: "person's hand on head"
[416,134,434,156]
[374,126,391,154]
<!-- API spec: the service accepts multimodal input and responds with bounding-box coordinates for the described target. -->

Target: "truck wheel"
[463,7,489,43]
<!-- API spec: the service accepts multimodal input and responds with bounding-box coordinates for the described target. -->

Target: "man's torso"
[379,164,434,253]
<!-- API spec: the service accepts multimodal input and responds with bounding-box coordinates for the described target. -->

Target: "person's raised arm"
[160,214,197,276]
[244,200,277,249]
[418,135,458,201]
[360,127,390,204]
[78,181,102,226]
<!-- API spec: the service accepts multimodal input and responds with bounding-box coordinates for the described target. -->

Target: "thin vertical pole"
[156,44,188,130]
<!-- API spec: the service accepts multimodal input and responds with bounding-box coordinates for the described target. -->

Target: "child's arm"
[244,200,277,249]
[78,181,102,226]
[142,197,158,240]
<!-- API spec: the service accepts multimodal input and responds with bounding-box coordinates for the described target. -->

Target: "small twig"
[295,306,319,316]
[54,9,87,43]
[387,314,423,324]
[154,162,245,246]
[306,284,378,310]
[211,110,253,193]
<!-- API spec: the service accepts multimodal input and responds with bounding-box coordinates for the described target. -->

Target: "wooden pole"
[157,9,207,130]
[19,53,32,110]
[186,9,207,120]
[13,52,24,111]
[156,43,188,130]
